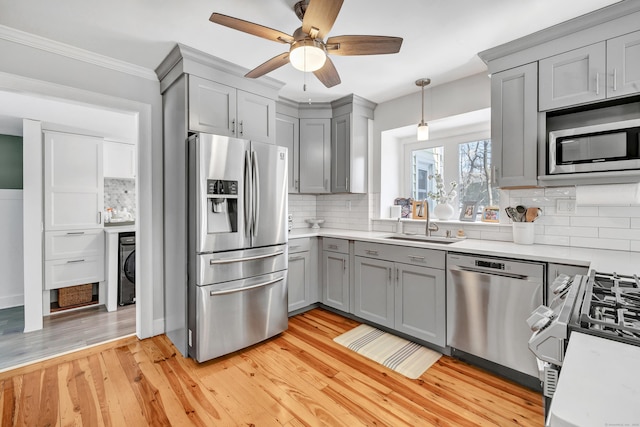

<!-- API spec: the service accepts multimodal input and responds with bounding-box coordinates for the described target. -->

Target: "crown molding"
[478,1,640,64]
[0,24,157,81]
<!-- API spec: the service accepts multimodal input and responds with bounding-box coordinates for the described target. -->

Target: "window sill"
[373,218,509,227]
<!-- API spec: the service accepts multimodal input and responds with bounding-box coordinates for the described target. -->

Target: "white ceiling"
[0,0,622,104]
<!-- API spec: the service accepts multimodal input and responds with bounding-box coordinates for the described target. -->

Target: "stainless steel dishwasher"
[446,252,544,379]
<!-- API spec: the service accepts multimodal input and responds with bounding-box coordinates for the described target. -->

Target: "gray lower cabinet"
[353,257,394,327]
[322,238,350,311]
[353,241,446,347]
[288,238,313,312]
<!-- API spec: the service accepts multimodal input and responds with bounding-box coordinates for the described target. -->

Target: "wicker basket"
[58,284,93,308]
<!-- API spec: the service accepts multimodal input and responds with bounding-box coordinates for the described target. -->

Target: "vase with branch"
[427,174,458,220]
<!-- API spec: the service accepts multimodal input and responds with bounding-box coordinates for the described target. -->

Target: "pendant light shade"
[416,78,431,141]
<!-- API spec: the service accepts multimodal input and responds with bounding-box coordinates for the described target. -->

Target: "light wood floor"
[0,304,136,371]
[0,308,543,426]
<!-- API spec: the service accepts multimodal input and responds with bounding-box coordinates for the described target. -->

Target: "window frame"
[402,130,491,211]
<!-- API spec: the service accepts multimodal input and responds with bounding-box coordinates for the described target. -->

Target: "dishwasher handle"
[454,265,531,281]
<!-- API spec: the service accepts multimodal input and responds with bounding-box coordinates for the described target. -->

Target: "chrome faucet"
[424,200,439,236]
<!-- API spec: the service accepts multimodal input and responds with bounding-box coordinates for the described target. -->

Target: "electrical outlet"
[556,198,576,215]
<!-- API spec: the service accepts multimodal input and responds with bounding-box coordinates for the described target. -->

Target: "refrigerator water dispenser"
[206,179,238,233]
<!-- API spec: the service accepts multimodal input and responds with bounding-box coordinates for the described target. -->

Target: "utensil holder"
[512,222,534,245]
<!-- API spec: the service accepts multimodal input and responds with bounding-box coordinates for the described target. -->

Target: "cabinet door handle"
[66,231,85,235]
[595,73,600,96]
[289,245,300,250]
[342,259,346,271]
[408,255,425,262]
[97,212,102,224]
[388,268,392,282]
[396,268,399,285]
[328,244,338,250]
[613,68,618,92]
[289,256,305,261]
[67,259,85,263]
[345,176,349,189]
[295,179,299,190]
[492,166,498,186]
[231,119,236,135]
[324,179,328,190]
[365,250,379,256]
[239,120,244,136]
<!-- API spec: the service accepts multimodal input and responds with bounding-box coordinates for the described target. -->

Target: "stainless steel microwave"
[549,119,640,174]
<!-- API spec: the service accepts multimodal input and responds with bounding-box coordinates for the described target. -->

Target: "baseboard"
[0,294,24,310]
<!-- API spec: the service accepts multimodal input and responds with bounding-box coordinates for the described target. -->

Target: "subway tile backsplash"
[104,178,136,217]
[291,186,639,252]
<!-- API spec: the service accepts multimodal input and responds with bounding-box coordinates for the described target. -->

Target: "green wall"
[0,134,23,189]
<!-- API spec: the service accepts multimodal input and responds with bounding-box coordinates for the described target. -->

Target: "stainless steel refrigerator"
[187,133,288,362]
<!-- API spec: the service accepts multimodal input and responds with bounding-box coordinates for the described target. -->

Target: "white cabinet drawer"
[45,230,104,260]
[354,241,445,270]
[322,237,348,253]
[288,237,311,254]
[44,255,105,290]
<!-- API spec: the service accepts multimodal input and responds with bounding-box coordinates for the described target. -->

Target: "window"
[407,136,499,215]
[411,147,443,202]
[458,139,499,209]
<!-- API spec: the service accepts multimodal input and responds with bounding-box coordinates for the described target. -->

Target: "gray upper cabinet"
[491,62,539,188]
[539,43,606,111]
[606,30,640,99]
[276,113,300,193]
[540,30,640,111]
[189,75,276,144]
[299,118,331,193]
[331,113,350,193]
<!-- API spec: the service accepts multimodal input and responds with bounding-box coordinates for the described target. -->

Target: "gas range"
[575,271,640,345]
[528,270,640,399]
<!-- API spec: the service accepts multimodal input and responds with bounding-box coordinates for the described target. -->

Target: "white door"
[44,131,104,231]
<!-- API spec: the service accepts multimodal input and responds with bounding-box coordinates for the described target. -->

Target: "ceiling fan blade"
[245,52,290,79]
[313,57,341,88]
[302,0,344,40]
[326,35,403,56]
[210,13,293,44]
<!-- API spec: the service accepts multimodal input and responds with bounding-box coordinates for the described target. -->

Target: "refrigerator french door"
[187,133,288,362]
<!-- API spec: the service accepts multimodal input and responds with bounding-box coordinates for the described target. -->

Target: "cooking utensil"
[505,207,516,220]
[526,207,542,222]
[515,205,527,222]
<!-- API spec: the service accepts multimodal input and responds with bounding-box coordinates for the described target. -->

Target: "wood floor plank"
[99,347,148,426]
[0,308,543,426]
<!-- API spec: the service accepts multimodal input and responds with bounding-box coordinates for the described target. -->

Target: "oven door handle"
[209,277,283,296]
[209,250,284,265]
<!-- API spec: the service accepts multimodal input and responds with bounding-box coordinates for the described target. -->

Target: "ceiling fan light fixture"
[289,38,327,72]
[416,78,431,141]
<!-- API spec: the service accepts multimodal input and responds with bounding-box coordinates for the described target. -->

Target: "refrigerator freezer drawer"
[190,270,288,362]
[196,244,287,286]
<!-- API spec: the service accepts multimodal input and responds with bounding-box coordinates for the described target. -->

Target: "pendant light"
[416,78,431,141]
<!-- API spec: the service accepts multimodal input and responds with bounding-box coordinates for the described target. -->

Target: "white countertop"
[289,227,638,273]
[103,224,136,234]
[547,332,640,427]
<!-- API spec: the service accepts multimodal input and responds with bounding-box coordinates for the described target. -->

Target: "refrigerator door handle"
[251,150,260,237]
[209,277,283,296]
[209,250,284,265]
[244,150,252,237]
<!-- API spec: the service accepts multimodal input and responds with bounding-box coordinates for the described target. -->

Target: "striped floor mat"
[333,324,441,379]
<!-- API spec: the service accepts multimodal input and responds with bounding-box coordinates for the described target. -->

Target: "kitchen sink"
[384,234,459,244]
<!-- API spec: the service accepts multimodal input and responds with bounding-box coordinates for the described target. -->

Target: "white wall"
[0,190,23,309]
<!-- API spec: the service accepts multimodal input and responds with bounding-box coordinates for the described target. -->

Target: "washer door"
[124,249,135,283]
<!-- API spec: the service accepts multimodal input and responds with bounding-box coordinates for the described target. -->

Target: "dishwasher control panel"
[476,260,505,270]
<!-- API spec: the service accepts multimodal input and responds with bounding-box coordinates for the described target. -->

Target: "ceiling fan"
[210,0,403,88]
